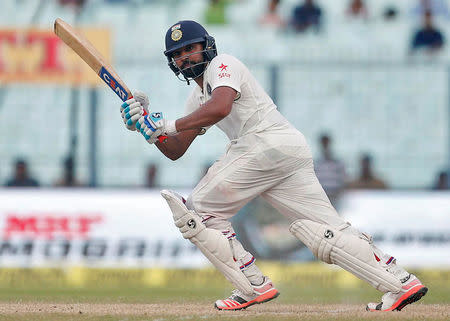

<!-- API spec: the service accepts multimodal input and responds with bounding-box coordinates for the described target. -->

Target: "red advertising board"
[0,27,110,85]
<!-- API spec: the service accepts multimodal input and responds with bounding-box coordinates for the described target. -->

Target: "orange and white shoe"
[214,276,280,310]
[366,274,428,312]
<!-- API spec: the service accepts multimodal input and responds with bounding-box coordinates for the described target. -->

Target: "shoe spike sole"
[395,287,428,311]
[215,291,280,311]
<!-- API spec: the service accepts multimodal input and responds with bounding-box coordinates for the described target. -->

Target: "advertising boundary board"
[0,189,448,268]
[0,27,110,85]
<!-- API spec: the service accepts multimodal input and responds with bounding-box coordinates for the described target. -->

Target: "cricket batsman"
[119,20,428,311]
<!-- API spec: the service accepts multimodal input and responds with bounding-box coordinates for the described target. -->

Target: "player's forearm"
[155,128,201,160]
[176,100,231,132]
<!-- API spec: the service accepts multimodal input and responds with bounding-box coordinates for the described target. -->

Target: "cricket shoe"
[214,276,280,310]
[366,274,428,312]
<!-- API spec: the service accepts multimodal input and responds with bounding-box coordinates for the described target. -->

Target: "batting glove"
[132,90,150,115]
[136,112,177,144]
[120,98,144,131]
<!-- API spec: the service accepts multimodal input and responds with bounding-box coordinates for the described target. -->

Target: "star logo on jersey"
[218,63,231,79]
[218,63,228,72]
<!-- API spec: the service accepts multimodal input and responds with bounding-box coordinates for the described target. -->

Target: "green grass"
[0,281,448,304]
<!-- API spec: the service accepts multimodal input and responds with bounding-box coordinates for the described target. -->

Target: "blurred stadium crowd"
[0,0,449,192]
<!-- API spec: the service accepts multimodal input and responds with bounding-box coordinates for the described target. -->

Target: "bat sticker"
[99,66,130,102]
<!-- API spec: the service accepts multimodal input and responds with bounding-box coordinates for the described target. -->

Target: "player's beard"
[180,60,206,79]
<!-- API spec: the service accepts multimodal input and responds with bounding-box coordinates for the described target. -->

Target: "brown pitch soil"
[0,302,448,321]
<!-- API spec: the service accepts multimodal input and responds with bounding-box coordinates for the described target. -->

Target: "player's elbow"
[166,151,183,161]
[215,102,232,120]
[166,149,188,161]
[220,102,233,118]
[158,147,181,161]
[209,87,234,119]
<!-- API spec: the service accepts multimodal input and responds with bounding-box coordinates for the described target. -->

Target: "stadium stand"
[0,0,449,188]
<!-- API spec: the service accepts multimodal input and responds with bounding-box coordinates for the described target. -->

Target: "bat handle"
[141,107,168,143]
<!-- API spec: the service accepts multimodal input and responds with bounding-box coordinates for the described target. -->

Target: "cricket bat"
[53,18,167,142]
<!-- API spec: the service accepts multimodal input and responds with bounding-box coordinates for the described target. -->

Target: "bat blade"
[53,18,167,142]
[53,18,131,102]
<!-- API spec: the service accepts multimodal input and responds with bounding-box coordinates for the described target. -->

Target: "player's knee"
[185,194,196,211]
[289,219,374,261]
[289,219,354,263]
[186,191,209,213]
[289,219,331,263]
[186,193,233,232]
[340,224,373,243]
[203,216,232,231]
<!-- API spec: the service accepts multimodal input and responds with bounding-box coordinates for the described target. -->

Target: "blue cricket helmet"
[164,20,217,82]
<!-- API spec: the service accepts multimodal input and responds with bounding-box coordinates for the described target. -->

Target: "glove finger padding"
[124,113,142,131]
[121,98,136,112]
[137,115,156,132]
[121,99,143,131]
[122,102,143,119]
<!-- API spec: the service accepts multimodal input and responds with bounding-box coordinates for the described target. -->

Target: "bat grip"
[141,107,168,143]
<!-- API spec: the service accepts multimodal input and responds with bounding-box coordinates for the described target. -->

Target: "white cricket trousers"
[186,124,400,289]
[187,125,348,230]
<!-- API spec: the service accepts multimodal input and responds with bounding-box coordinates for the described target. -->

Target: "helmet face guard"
[164,21,217,84]
[167,44,216,83]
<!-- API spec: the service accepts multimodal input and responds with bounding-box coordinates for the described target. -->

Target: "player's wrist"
[165,119,178,136]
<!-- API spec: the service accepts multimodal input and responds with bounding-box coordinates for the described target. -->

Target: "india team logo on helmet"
[171,24,183,41]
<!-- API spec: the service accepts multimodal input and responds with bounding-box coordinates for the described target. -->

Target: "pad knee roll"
[161,190,254,296]
[289,219,402,293]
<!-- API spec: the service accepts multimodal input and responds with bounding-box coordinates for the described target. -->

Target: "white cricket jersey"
[184,53,282,140]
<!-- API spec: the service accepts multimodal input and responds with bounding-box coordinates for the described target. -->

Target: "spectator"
[411,0,450,20]
[145,163,158,188]
[205,0,230,25]
[291,0,322,33]
[5,158,39,187]
[383,6,398,21]
[432,170,449,190]
[58,0,86,10]
[346,0,369,20]
[54,156,82,187]
[410,11,445,54]
[314,134,346,208]
[259,0,286,30]
[347,154,388,190]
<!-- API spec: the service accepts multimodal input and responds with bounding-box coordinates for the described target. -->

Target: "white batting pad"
[161,190,253,296]
[289,219,402,293]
